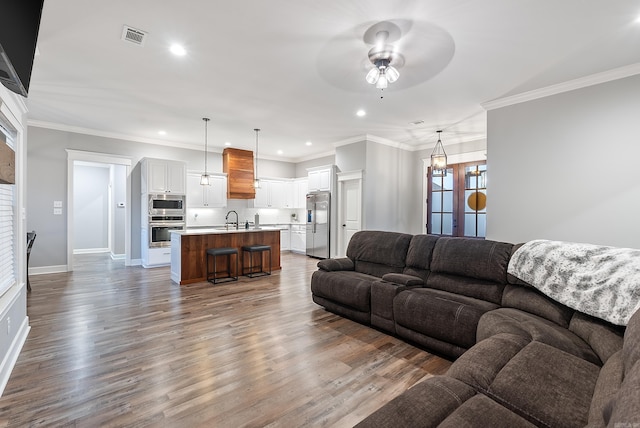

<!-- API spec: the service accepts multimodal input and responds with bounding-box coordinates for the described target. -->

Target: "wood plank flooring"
[0,252,451,427]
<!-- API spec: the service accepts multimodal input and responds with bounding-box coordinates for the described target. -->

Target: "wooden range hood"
[222,148,255,199]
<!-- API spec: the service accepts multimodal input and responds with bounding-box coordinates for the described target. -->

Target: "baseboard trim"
[110,253,125,260]
[126,259,142,267]
[73,248,110,255]
[29,265,68,275]
[0,316,30,396]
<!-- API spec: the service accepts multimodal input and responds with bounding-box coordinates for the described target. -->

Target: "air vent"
[121,25,147,46]
[409,120,425,126]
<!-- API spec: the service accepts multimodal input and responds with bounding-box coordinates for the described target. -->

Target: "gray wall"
[27,127,298,268]
[487,74,640,248]
[73,164,109,251]
[112,164,127,256]
[295,155,335,177]
[335,139,423,234]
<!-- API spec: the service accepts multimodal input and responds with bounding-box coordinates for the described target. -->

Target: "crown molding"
[482,63,640,111]
[27,120,215,152]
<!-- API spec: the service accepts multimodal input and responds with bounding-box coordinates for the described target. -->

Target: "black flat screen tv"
[0,0,45,97]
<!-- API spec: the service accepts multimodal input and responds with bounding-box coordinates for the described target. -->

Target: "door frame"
[422,150,486,234]
[66,150,132,271]
[337,170,363,257]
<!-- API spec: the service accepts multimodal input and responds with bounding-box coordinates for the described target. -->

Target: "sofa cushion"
[623,307,640,373]
[310,270,373,312]
[607,360,640,426]
[488,341,600,428]
[570,311,624,365]
[430,237,513,284]
[346,230,412,277]
[478,308,601,365]
[394,288,500,351]
[501,283,574,328]
[402,234,440,282]
[354,376,477,428]
[317,257,354,272]
[587,350,624,427]
[438,394,536,428]
[425,272,505,305]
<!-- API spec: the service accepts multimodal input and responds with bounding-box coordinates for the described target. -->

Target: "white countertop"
[174,226,281,236]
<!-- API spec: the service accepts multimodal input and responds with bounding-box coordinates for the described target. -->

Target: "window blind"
[0,130,15,298]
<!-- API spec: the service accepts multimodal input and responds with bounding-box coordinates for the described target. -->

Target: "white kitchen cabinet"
[141,158,186,194]
[254,179,292,208]
[186,172,227,208]
[292,178,308,208]
[280,227,291,251]
[307,166,333,192]
[290,224,306,253]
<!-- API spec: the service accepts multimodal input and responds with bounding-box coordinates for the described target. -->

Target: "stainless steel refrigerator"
[306,191,330,259]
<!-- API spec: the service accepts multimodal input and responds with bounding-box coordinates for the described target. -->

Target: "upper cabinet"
[254,179,292,208]
[307,165,334,192]
[186,172,227,208]
[222,148,255,199]
[141,158,186,194]
[292,178,308,208]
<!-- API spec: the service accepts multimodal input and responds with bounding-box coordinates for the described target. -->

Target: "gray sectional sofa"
[310,230,640,427]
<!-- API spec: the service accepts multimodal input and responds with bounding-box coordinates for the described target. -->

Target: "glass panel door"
[427,161,486,238]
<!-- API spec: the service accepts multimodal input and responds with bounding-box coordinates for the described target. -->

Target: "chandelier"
[365,31,400,89]
[430,130,447,175]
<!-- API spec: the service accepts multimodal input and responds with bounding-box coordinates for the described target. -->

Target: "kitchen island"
[170,228,281,285]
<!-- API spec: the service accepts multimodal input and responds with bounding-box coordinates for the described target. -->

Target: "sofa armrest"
[381,273,424,287]
[317,257,354,272]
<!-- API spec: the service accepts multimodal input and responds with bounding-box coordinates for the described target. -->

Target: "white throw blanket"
[507,239,640,326]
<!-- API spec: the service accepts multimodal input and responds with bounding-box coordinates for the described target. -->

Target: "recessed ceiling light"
[277,150,284,155]
[158,130,167,136]
[169,43,186,56]
[305,141,312,146]
[224,141,232,146]
[356,109,366,117]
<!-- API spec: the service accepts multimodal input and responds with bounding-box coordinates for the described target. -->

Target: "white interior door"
[338,174,362,257]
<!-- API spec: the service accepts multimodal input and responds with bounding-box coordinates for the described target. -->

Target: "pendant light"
[430,130,448,176]
[253,128,261,189]
[200,117,211,185]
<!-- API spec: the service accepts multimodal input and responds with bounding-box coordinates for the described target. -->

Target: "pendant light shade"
[200,117,211,186]
[253,128,261,189]
[430,130,447,175]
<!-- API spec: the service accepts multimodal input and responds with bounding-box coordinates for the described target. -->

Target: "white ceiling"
[26,0,640,161]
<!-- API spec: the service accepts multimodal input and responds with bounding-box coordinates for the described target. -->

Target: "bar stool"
[206,247,238,284]
[241,244,272,278]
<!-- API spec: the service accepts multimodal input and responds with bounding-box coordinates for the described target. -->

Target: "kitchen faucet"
[225,210,239,230]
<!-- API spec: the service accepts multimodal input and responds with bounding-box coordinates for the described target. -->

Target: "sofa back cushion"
[430,237,513,284]
[426,238,513,304]
[569,311,624,365]
[402,234,440,282]
[346,230,413,278]
[502,283,575,328]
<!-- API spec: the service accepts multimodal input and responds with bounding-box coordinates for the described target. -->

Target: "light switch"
[53,200,62,208]
[53,208,62,215]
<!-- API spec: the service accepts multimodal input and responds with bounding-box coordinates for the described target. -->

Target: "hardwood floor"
[0,252,451,427]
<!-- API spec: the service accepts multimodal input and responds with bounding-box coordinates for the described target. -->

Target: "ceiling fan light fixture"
[365,30,401,90]
[386,65,399,83]
[365,67,380,84]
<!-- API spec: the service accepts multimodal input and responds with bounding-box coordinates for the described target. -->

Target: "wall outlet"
[53,200,62,208]
[53,208,62,215]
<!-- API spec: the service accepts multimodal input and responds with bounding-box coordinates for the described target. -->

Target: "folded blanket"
[508,239,640,326]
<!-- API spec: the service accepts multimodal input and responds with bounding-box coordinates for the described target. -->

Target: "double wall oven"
[148,194,185,247]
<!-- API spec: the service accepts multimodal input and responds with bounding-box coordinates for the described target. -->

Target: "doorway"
[66,150,132,271]
[337,170,363,257]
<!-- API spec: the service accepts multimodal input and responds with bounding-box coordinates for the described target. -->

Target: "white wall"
[487,74,640,248]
